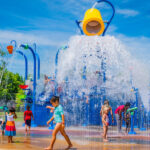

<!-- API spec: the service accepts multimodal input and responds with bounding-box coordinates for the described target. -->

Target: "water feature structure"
[3,0,149,132]
[51,0,149,132]
[54,0,116,126]
[7,40,41,127]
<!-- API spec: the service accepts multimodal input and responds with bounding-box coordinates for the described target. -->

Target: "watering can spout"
[82,8,105,36]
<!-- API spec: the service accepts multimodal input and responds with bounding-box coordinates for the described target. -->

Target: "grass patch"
[0,112,24,122]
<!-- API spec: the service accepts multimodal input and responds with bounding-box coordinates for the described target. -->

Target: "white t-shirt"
[7,115,14,121]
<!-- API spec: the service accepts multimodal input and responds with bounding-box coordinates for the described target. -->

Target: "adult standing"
[115,102,130,133]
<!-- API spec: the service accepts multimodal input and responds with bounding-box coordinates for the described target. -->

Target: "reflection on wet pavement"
[0,129,150,150]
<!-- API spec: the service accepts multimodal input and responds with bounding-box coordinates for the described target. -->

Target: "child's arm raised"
[47,116,54,125]
[46,106,54,110]
[46,106,55,113]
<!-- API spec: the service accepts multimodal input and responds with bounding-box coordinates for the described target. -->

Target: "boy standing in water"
[45,96,72,150]
[24,106,34,135]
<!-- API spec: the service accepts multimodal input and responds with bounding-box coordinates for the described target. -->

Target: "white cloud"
[0,29,74,78]
[116,8,139,17]
[0,30,67,47]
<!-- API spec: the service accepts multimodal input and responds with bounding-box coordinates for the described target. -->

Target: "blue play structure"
[54,0,113,126]
[5,0,150,135]
[127,107,137,134]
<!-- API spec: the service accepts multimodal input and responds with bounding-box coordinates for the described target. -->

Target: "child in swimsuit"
[100,100,114,123]
[102,107,109,142]
[45,96,72,150]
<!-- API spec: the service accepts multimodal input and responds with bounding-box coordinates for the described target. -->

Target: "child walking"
[102,107,109,142]
[5,107,17,143]
[45,96,72,150]
[24,106,34,135]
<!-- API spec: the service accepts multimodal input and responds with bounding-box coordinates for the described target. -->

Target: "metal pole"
[134,88,138,128]
[140,105,146,131]
[33,43,40,80]
[128,112,136,134]
[75,20,84,35]
[97,0,115,36]
[10,40,17,49]
[20,44,37,127]
[16,50,28,80]
[35,53,40,79]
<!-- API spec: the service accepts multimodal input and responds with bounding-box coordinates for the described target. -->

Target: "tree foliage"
[16,89,25,111]
[0,69,24,103]
[0,47,24,104]
[0,47,7,70]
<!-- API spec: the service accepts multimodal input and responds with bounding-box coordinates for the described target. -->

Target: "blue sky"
[0,0,150,77]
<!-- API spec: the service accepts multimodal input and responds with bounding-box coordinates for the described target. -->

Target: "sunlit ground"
[0,123,150,150]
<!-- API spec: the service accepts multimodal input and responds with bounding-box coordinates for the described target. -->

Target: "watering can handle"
[97,0,115,36]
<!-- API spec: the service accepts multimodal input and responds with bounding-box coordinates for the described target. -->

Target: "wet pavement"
[0,126,150,150]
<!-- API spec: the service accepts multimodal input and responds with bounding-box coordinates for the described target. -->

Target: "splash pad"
[38,0,150,131]
[0,1,150,149]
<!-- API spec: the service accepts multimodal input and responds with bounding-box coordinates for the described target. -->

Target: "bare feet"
[103,139,108,142]
[44,147,52,150]
[102,134,107,139]
[125,132,128,136]
[65,144,73,150]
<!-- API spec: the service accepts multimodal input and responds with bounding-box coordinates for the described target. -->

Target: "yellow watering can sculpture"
[76,0,115,36]
[82,8,105,36]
